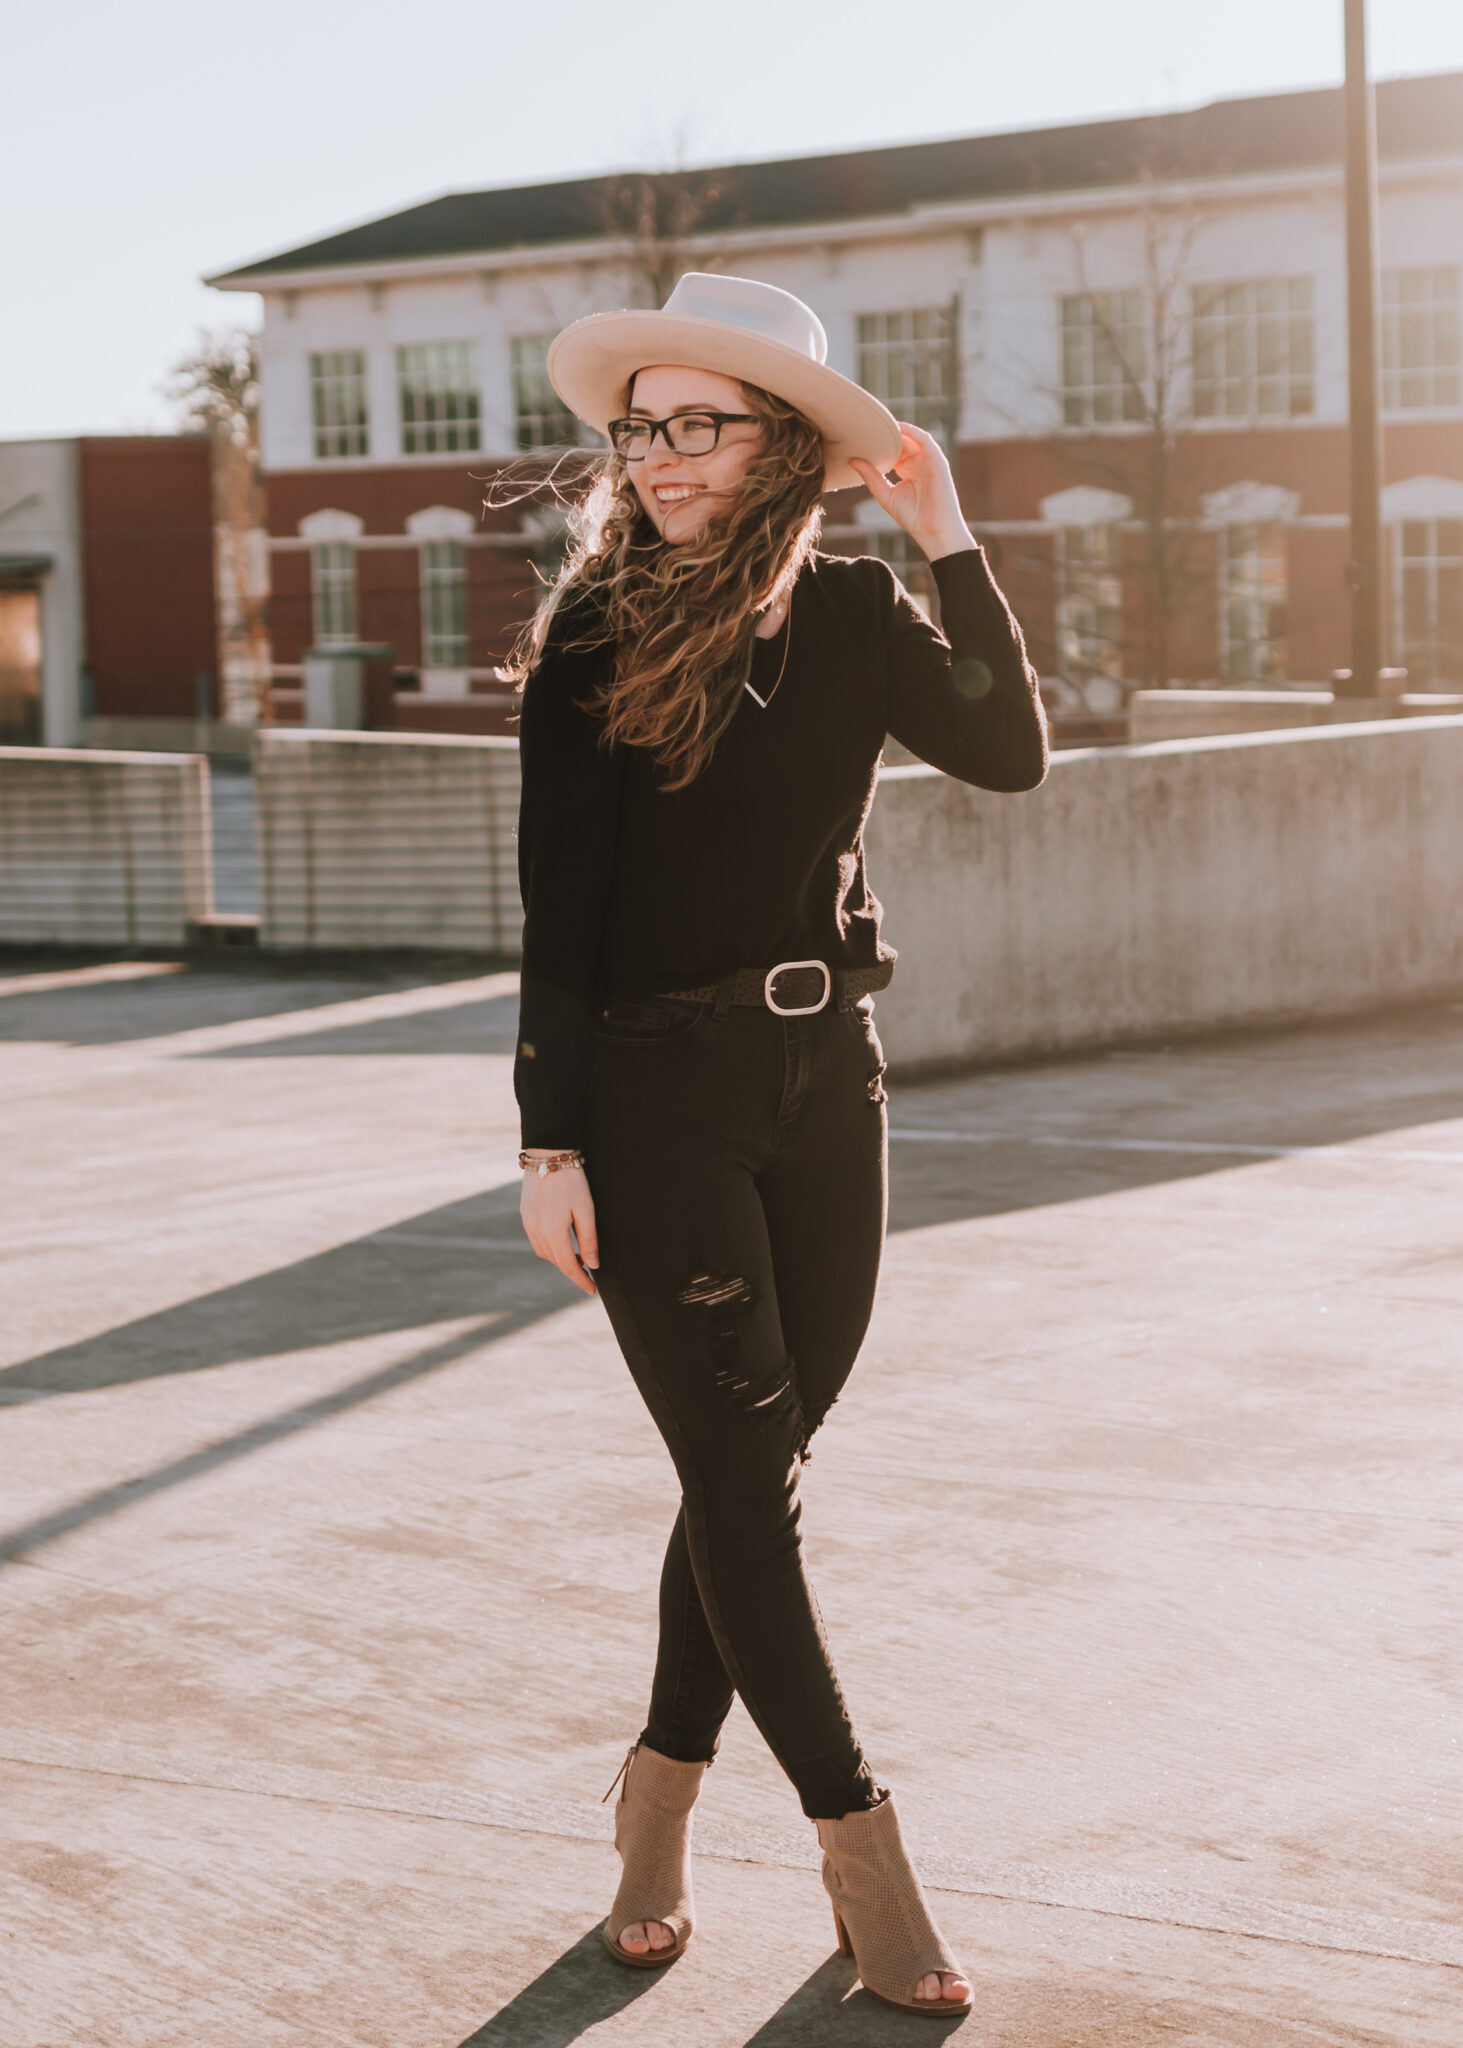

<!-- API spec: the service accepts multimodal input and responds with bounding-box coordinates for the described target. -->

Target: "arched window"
[1201,484,1299,682]
[1041,488,1131,684]
[406,507,474,683]
[298,510,363,647]
[510,337,581,450]
[1383,479,1463,685]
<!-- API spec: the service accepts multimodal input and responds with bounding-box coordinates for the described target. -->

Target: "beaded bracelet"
[518,1149,585,1177]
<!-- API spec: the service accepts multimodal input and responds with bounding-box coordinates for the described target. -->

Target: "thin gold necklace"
[744,595,793,711]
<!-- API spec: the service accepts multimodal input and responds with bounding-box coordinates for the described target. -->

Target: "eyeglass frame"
[607,410,759,460]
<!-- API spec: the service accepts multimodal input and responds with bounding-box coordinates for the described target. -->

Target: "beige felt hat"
[547,272,903,492]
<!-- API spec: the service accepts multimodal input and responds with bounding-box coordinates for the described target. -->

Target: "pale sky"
[5,0,1462,439]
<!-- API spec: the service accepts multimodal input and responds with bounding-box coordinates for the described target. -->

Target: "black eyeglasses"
[608,411,758,460]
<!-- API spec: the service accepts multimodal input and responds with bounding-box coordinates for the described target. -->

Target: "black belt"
[659,957,893,1018]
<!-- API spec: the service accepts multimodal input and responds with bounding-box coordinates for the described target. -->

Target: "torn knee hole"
[712,1354,803,1437]
[676,1272,805,1442]
[676,1271,757,1312]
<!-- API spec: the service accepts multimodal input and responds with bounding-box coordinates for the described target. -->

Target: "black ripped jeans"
[585,988,889,1821]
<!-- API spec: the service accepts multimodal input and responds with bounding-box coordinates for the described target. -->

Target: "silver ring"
[764,959,831,1017]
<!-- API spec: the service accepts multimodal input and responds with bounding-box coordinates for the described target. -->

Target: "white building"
[209,69,1463,718]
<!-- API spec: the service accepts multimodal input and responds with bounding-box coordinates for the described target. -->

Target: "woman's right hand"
[520,1162,599,1295]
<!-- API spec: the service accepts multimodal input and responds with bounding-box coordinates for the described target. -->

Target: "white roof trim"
[1039,485,1133,527]
[1201,480,1301,525]
[1380,474,1463,520]
[207,154,1463,298]
[405,504,476,538]
[298,507,364,540]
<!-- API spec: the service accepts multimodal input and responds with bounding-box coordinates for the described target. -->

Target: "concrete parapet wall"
[866,716,1463,1072]
[254,729,522,954]
[0,747,213,946]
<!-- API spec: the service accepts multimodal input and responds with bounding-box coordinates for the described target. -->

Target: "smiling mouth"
[654,485,702,508]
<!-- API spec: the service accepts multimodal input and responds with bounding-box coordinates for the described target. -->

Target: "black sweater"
[514,545,1047,1148]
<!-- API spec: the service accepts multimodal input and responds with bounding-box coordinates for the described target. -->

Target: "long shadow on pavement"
[453,1925,660,2046]
[0,1180,577,1565]
[738,1954,973,2043]
[449,1941,961,2048]
[186,984,1463,1228]
[0,1181,551,1397]
[0,1308,540,1566]
[187,988,521,1056]
[888,999,1463,1231]
[0,951,510,1046]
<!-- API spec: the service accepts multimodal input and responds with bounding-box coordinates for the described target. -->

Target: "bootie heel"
[815,1793,973,2016]
[601,1743,709,1968]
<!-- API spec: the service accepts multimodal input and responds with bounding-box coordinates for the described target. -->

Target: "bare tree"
[591,147,729,307]
[167,328,271,723]
[1058,202,1220,691]
[988,196,1231,694]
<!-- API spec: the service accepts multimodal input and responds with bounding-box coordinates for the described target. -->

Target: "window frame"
[509,335,582,451]
[1059,292,1148,430]
[311,540,358,648]
[855,304,960,448]
[309,349,371,461]
[1056,523,1124,681]
[397,341,482,456]
[1218,522,1289,681]
[1191,278,1315,422]
[420,537,469,671]
[1381,266,1462,413]
[1395,516,1463,686]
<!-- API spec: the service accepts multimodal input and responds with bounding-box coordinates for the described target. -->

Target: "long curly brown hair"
[499,380,825,789]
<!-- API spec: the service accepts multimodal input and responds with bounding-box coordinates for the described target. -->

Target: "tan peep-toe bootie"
[601,1742,709,1968]
[815,1793,973,2017]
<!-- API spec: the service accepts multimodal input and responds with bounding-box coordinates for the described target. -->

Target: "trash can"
[301,644,396,730]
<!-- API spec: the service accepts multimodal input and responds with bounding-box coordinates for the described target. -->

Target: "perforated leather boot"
[602,1743,709,1967]
[815,1793,973,2016]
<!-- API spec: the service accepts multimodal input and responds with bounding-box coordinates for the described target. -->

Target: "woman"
[509,273,1046,2016]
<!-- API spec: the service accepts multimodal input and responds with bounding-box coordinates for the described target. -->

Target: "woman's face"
[622,364,766,543]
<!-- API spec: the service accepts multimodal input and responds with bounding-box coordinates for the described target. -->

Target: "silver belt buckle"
[765,958,831,1017]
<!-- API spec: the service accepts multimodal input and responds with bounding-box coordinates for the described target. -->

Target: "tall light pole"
[1342,0,1387,698]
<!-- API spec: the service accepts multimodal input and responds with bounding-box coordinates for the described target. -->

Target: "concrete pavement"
[2,953,1460,2046]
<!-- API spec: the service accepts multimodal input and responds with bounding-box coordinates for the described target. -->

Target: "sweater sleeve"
[513,624,622,1150]
[881,545,1048,791]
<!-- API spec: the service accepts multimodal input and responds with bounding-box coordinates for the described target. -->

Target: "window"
[1192,279,1314,419]
[309,350,370,459]
[1219,524,1287,680]
[421,539,468,668]
[311,542,358,646]
[397,342,481,455]
[1060,293,1147,427]
[1382,267,1461,411]
[1057,526,1124,680]
[856,307,958,446]
[1398,519,1463,684]
[510,336,581,450]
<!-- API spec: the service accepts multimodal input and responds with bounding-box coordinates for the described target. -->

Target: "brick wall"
[263,415,1463,689]
[78,437,217,718]
[265,461,540,672]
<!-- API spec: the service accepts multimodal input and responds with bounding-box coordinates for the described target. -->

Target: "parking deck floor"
[2,954,1459,2046]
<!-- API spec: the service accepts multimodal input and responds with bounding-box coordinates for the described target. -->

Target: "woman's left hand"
[849,423,974,564]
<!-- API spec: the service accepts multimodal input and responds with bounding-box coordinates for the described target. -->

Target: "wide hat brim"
[547,310,903,492]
